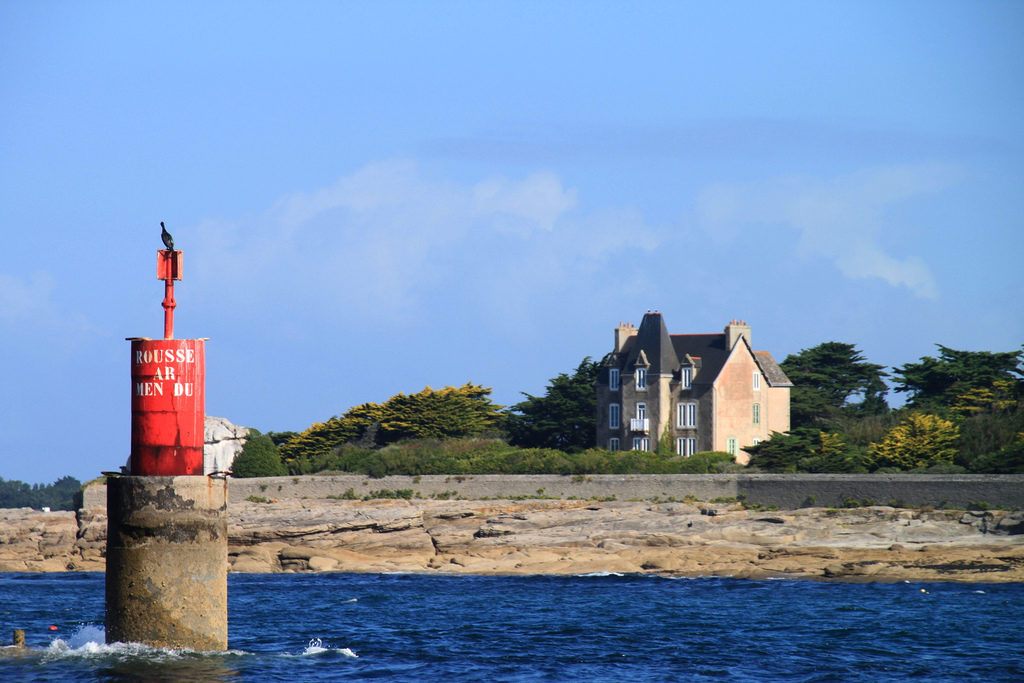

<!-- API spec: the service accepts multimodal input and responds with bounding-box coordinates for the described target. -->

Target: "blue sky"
[2,1,1022,484]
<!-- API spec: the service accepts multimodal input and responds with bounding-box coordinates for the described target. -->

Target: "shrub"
[232,433,288,478]
[867,413,959,471]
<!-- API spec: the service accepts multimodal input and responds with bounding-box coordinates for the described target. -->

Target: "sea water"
[1,572,1022,681]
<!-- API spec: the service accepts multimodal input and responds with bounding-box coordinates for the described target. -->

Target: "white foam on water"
[42,625,248,661]
[576,571,624,577]
[296,637,358,657]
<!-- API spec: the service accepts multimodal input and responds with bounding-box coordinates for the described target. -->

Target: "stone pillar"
[105,476,227,650]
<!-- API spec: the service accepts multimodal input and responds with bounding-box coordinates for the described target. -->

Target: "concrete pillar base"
[105,476,227,651]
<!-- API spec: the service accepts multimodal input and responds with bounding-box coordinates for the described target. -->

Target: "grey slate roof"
[621,313,679,375]
[607,312,792,387]
[753,350,793,387]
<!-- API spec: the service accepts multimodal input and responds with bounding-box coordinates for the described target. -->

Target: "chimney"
[724,319,751,350]
[614,321,637,353]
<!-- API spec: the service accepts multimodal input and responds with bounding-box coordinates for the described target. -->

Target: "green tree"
[866,413,960,470]
[278,402,383,467]
[746,428,864,473]
[231,432,288,477]
[504,358,599,451]
[893,345,1023,412]
[780,342,889,428]
[378,384,503,442]
[0,476,81,510]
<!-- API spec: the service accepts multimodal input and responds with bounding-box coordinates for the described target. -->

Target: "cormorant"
[160,221,174,251]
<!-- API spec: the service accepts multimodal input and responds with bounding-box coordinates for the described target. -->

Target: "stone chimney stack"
[724,319,751,350]
[614,322,637,353]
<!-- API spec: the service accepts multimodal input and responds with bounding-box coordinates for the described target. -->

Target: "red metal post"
[157,250,181,339]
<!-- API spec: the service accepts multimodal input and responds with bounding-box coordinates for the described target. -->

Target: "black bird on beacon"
[160,221,174,251]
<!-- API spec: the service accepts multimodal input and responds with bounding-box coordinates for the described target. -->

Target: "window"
[632,436,650,451]
[676,401,697,428]
[752,438,761,446]
[609,368,620,391]
[609,403,620,429]
[609,437,620,451]
[680,367,692,389]
[636,402,647,420]
[726,437,738,456]
[676,437,696,456]
[636,367,647,390]
[753,403,761,425]
[753,371,761,391]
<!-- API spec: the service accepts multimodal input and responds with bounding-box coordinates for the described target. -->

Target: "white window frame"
[676,437,697,457]
[676,401,697,428]
[753,402,760,425]
[636,402,647,420]
[609,368,620,391]
[727,437,738,456]
[609,403,620,429]
[609,437,620,451]
[636,367,647,390]
[632,436,650,451]
[681,366,692,389]
[753,371,761,391]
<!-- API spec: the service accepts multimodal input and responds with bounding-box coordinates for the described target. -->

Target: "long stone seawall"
[214,473,1024,509]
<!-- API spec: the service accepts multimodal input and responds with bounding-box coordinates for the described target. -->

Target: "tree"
[780,342,889,428]
[0,476,81,510]
[278,402,383,466]
[504,358,599,451]
[377,384,504,442]
[231,432,288,477]
[866,413,959,471]
[746,428,865,473]
[893,345,1023,412]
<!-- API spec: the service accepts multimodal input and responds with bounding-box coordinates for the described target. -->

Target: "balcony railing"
[629,418,649,432]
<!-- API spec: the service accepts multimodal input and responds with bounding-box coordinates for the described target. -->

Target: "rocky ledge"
[3,500,1022,582]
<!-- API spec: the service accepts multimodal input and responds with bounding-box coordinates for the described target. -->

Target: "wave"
[290,638,358,658]
[40,626,356,662]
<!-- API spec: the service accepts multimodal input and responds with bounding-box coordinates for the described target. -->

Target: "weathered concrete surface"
[227,498,1024,582]
[105,476,227,651]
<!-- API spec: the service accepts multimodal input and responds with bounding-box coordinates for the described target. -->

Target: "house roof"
[621,312,679,375]
[610,313,792,387]
[753,350,794,387]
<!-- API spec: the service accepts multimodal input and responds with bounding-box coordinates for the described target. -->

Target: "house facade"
[595,312,792,464]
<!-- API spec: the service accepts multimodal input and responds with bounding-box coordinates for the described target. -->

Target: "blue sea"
[1,572,1022,682]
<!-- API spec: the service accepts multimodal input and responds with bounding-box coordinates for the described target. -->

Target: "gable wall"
[712,344,771,464]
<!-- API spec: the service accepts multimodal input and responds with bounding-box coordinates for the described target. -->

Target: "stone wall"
[219,473,1024,509]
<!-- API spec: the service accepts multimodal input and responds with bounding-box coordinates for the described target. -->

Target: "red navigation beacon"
[126,239,206,475]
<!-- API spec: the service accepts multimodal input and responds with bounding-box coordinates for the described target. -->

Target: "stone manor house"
[595,312,792,463]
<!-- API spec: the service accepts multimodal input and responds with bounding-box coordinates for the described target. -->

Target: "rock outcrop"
[3,497,1022,582]
[224,499,1024,581]
[204,416,249,474]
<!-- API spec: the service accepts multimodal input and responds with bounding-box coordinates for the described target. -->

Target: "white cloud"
[695,164,960,299]
[0,271,56,321]
[192,160,658,325]
[0,270,99,342]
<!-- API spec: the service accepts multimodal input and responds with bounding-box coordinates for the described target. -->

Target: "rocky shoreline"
[2,498,1023,582]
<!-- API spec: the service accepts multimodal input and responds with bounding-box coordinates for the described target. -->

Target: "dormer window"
[609,368,620,391]
[636,367,647,390]
[680,366,692,389]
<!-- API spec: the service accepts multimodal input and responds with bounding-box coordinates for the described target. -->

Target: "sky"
[2,1,1022,484]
